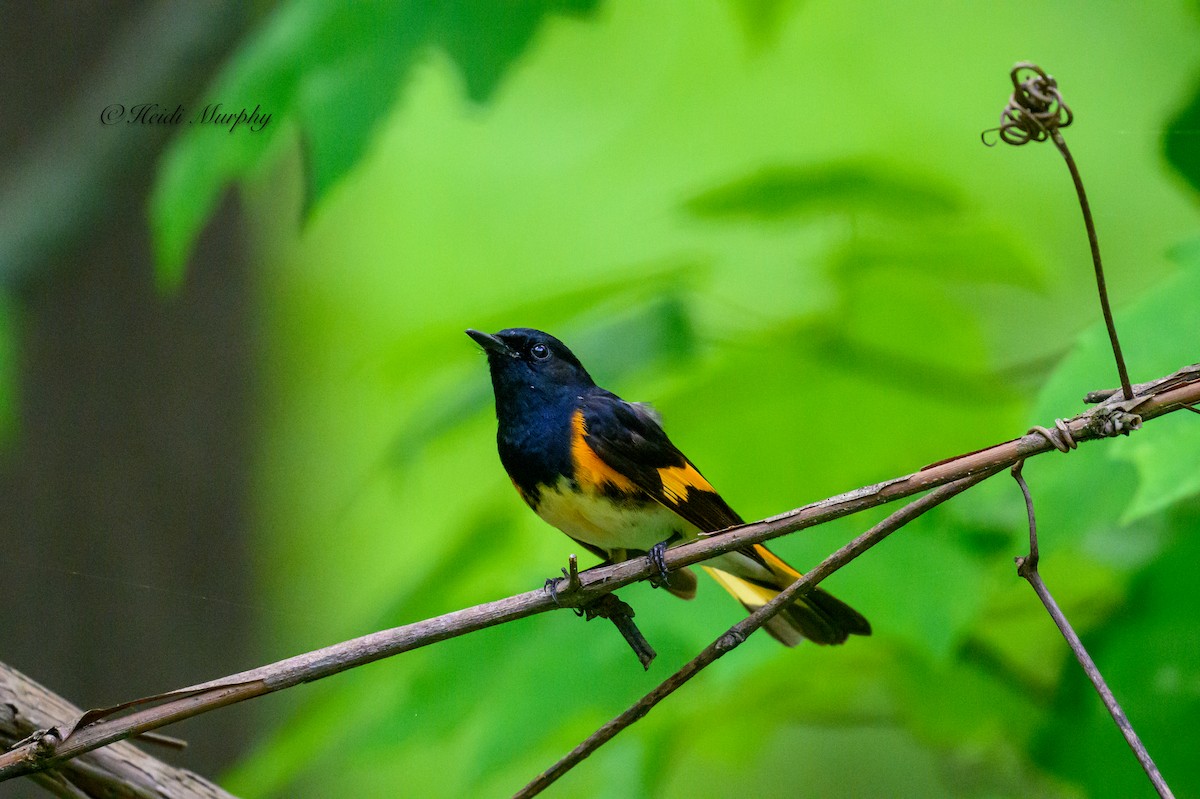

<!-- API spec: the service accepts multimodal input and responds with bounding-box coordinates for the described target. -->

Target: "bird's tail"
[702,544,871,646]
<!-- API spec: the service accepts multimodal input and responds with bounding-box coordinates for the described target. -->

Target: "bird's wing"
[577,393,869,647]
[576,391,745,534]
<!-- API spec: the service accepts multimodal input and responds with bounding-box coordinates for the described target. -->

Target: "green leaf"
[151,0,600,288]
[1117,411,1200,522]
[1033,502,1200,798]
[1035,242,1200,524]
[1164,76,1200,195]
[684,160,961,221]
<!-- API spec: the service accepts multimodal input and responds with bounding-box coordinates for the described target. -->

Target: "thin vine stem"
[1049,128,1133,400]
[1011,461,1173,798]
[985,61,1134,400]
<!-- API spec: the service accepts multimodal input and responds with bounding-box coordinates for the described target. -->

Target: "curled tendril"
[981,62,1073,146]
[1027,419,1077,453]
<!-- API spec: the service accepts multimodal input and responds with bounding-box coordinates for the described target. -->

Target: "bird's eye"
[530,343,550,361]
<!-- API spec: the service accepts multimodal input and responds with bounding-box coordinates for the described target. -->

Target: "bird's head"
[467,328,595,410]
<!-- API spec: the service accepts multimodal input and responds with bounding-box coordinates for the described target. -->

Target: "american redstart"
[468,327,870,646]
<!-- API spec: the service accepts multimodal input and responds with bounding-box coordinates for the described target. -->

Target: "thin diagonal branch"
[515,469,998,798]
[1010,462,1174,799]
[2,364,1197,782]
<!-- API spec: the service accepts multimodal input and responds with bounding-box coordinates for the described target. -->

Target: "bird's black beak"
[466,329,516,357]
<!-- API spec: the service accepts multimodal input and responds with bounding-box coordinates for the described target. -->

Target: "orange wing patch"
[571,410,637,493]
[657,462,714,505]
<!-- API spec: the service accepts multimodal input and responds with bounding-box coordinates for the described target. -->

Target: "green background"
[6,1,1200,797]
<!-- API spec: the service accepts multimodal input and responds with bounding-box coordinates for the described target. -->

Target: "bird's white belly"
[532,478,696,555]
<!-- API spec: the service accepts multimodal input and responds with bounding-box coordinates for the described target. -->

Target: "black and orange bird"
[467,327,870,646]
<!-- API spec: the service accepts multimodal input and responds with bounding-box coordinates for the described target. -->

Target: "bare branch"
[2,364,1197,783]
[0,662,237,798]
[1084,365,1199,405]
[515,469,998,798]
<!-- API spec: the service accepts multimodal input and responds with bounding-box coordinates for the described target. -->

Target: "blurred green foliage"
[144,0,1200,796]
[0,293,13,444]
[150,0,599,287]
[1166,75,1200,195]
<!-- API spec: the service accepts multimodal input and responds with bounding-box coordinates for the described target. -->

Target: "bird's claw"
[647,540,671,588]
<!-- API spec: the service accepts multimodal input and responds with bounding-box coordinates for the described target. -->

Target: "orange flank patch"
[570,410,637,493]
[657,462,714,505]
[754,544,802,581]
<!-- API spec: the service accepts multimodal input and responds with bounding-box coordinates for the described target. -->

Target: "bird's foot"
[647,539,673,588]
[544,554,584,615]
[544,576,561,605]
